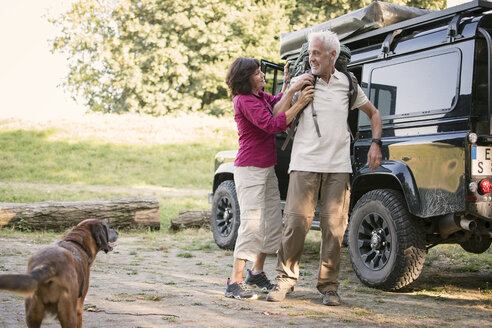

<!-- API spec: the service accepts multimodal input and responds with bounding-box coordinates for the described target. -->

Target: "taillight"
[478,179,492,195]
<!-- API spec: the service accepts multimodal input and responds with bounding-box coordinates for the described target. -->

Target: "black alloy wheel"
[357,213,392,271]
[216,197,234,237]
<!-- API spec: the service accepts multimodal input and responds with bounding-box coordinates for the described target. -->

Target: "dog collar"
[57,240,92,265]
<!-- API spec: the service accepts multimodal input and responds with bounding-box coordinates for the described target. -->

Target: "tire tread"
[349,189,427,291]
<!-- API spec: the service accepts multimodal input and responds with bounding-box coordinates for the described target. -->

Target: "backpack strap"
[281,100,320,151]
[310,76,321,138]
[281,115,298,151]
[341,70,358,109]
[341,70,359,143]
[280,76,320,151]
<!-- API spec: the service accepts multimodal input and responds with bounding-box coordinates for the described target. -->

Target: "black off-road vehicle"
[210,1,492,291]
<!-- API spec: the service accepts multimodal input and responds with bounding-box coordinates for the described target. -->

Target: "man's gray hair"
[308,31,341,61]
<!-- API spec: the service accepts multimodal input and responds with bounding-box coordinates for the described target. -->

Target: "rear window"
[359,50,461,126]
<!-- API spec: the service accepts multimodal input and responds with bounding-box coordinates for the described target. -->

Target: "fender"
[212,150,237,192]
[351,160,422,216]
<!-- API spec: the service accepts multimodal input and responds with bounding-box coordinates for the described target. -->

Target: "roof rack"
[343,0,492,45]
[280,0,492,59]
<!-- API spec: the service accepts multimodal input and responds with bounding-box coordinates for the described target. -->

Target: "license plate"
[472,146,492,176]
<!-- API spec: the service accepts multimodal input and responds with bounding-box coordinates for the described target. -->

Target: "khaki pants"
[276,171,350,293]
[233,166,283,262]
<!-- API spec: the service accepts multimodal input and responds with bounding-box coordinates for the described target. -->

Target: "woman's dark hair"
[226,57,260,96]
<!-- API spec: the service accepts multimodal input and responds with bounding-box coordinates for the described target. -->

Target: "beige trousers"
[233,166,283,262]
[276,171,350,293]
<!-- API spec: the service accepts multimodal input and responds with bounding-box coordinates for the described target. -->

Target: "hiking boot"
[244,270,274,292]
[322,290,341,306]
[266,278,294,302]
[224,279,258,300]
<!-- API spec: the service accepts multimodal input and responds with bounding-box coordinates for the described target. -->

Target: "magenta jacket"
[233,90,287,168]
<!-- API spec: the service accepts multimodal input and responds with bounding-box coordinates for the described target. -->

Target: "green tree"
[51,0,445,116]
[51,0,290,115]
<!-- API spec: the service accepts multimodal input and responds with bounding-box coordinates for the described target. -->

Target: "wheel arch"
[213,162,235,192]
[351,161,421,216]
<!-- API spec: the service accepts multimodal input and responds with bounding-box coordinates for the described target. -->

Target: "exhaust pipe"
[460,218,477,232]
[439,214,476,239]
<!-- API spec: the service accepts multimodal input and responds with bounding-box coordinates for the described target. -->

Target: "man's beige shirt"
[289,69,368,173]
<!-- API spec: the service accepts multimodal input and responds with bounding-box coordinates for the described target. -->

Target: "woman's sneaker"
[244,270,275,292]
[224,279,258,300]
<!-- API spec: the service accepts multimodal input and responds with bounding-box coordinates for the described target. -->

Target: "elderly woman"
[224,57,314,300]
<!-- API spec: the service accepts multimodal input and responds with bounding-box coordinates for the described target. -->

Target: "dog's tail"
[0,273,39,297]
[0,265,56,298]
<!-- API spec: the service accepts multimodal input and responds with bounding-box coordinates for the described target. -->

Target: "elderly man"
[267,31,382,306]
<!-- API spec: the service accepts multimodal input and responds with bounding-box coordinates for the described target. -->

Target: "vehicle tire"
[348,189,427,291]
[460,235,492,254]
[211,180,240,250]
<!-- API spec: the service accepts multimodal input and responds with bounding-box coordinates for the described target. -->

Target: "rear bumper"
[468,200,492,221]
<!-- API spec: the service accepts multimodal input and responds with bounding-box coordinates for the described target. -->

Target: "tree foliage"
[51,0,445,116]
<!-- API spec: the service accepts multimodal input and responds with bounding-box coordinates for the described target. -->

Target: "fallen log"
[0,197,160,231]
[170,210,211,230]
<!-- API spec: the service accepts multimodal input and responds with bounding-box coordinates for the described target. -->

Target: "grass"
[0,116,237,189]
[427,244,492,271]
[176,251,194,258]
[0,112,237,229]
[353,307,372,317]
[107,293,136,302]
[0,130,225,189]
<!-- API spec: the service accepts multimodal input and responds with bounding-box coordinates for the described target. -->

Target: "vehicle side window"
[359,50,461,126]
[261,60,284,95]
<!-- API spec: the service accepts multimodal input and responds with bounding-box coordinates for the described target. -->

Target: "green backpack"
[281,43,359,151]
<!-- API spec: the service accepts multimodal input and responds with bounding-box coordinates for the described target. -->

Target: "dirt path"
[0,230,491,328]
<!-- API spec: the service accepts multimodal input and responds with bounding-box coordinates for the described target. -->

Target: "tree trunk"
[170,210,211,230]
[0,197,160,231]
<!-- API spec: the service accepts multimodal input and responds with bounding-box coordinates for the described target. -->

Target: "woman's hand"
[283,61,291,84]
[284,85,315,124]
[296,85,315,107]
[277,69,315,115]
[290,73,315,92]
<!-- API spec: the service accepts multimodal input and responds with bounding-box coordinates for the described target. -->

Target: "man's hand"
[290,73,315,92]
[366,143,382,170]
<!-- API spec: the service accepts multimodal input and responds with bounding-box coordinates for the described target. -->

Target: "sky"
[0,0,85,120]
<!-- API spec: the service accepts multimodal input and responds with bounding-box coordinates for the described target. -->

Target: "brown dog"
[0,219,118,328]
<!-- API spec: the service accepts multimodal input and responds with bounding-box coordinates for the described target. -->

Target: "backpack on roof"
[336,44,359,112]
[281,43,359,151]
[290,42,310,78]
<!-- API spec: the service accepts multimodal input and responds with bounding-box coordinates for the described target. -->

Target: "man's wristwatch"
[371,138,382,146]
